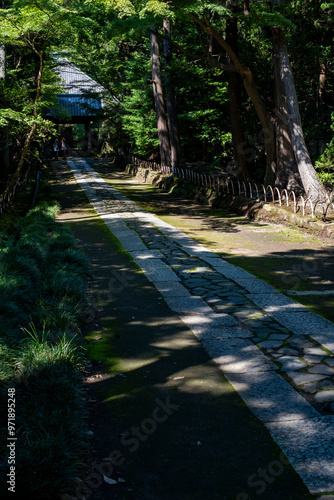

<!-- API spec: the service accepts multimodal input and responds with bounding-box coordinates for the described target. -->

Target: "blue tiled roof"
[56,58,106,95]
[47,58,106,118]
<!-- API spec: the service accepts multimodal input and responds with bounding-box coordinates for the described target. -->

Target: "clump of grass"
[0,200,91,498]
[17,323,85,376]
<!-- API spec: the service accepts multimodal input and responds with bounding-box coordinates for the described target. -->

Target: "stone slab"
[196,326,253,340]
[179,244,216,259]
[308,364,334,375]
[116,236,147,252]
[266,416,334,493]
[304,347,327,356]
[289,338,314,349]
[213,265,255,280]
[134,259,171,270]
[153,281,192,298]
[279,356,308,371]
[286,372,328,386]
[271,311,334,337]
[268,333,290,341]
[199,256,227,267]
[137,266,180,283]
[303,355,325,364]
[184,266,214,274]
[180,312,239,333]
[248,293,307,313]
[129,250,163,260]
[100,213,122,223]
[110,228,137,239]
[226,371,319,423]
[258,340,284,349]
[163,296,213,315]
[159,227,187,238]
[233,278,278,294]
[278,348,299,356]
[314,391,334,402]
[132,211,156,221]
[311,335,334,355]
[202,338,277,373]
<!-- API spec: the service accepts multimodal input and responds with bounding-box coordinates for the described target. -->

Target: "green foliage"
[17,324,84,378]
[122,87,159,155]
[0,200,90,498]
[139,0,175,19]
[107,0,137,18]
[246,4,295,31]
[315,134,334,187]
[172,0,231,18]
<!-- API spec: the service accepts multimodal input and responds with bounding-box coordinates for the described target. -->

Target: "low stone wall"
[126,164,334,240]
[125,164,174,192]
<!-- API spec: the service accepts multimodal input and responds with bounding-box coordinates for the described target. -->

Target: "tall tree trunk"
[0,44,5,79]
[272,29,301,190]
[241,68,276,185]
[315,63,326,156]
[150,26,171,166]
[318,63,326,107]
[163,19,181,170]
[275,28,328,201]
[226,2,250,180]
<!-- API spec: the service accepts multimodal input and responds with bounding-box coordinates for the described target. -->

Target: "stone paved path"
[68,157,334,495]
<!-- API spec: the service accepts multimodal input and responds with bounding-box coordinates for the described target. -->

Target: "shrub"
[0,200,90,498]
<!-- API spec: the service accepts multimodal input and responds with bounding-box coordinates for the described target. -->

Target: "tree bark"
[226,2,250,180]
[0,44,5,79]
[150,26,171,166]
[272,29,301,190]
[275,28,328,200]
[163,19,181,170]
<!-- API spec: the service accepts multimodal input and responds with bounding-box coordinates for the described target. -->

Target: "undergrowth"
[0,200,90,499]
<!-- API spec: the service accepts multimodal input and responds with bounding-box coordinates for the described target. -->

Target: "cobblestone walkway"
[68,158,334,495]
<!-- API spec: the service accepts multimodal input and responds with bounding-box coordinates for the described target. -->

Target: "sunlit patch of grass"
[17,323,85,379]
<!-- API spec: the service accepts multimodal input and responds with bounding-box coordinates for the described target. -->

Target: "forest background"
[1,0,334,202]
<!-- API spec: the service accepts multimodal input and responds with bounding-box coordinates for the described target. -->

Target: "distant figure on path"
[53,139,59,160]
[60,138,67,159]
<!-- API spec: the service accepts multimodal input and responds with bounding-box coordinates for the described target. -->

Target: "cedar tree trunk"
[150,27,171,166]
[226,3,250,180]
[163,20,181,170]
[272,29,301,190]
[275,29,328,201]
